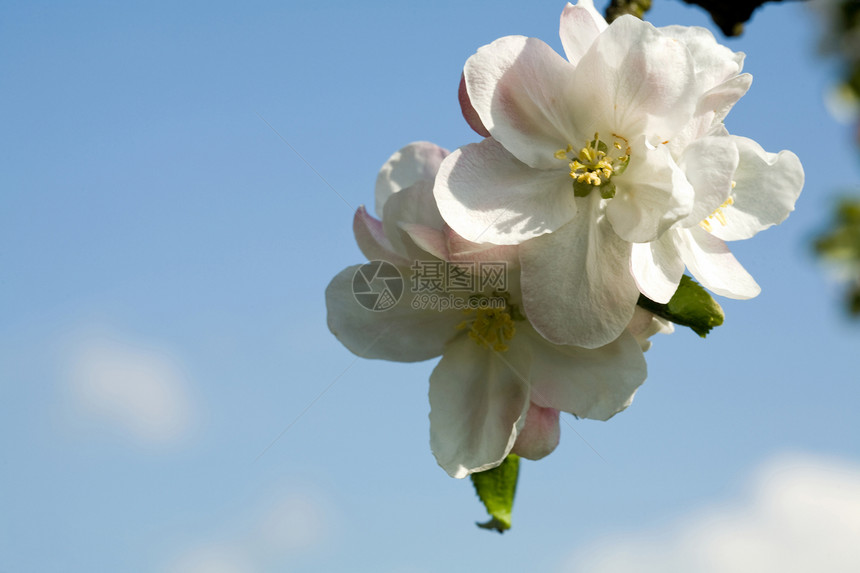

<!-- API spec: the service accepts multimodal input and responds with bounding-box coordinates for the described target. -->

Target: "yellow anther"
[554,146,571,160]
[612,133,630,144]
[461,307,516,353]
[579,147,595,163]
[699,196,735,232]
[555,133,631,197]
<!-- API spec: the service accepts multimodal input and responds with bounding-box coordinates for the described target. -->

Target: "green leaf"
[637,275,724,337]
[470,454,519,533]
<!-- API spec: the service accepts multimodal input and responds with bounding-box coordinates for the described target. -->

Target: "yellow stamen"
[699,196,735,231]
[554,132,631,197]
[554,145,572,161]
[460,307,516,353]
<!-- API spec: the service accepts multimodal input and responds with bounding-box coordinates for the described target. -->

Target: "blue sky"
[2,1,859,572]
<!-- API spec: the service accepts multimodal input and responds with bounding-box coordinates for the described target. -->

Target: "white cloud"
[66,330,195,445]
[568,453,860,573]
[165,545,252,573]
[163,486,333,573]
[255,493,327,554]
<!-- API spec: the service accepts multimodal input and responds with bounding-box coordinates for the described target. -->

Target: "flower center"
[456,300,519,352]
[699,188,736,232]
[555,133,630,199]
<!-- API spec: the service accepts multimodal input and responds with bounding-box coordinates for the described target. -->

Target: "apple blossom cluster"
[326,1,803,484]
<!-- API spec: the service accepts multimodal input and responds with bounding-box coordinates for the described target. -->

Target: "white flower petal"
[404,222,521,267]
[709,136,805,242]
[559,0,607,65]
[669,75,752,154]
[353,206,408,265]
[434,138,577,245]
[607,142,695,243]
[631,232,685,304]
[520,197,640,349]
[382,180,446,259]
[326,265,458,362]
[678,134,739,226]
[659,25,745,89]
[676,227,761,299]
[511,403,560,461]
[444,227,520,265]
[429,336,531,478]
[464,35,578,169]
[627,306,674,352]
[374,142,449,217]
[699,73,753,124]
[525,328,647,421]
[568,16,698,140]
[399,223,449,261]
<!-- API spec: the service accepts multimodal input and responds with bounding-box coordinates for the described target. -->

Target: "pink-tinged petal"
[631,232,684,304]
[709,136,804,242]
[399,223,449,260]
[607,142,694,243]
[676,227,761,299]
[445,227,520,265]
[374,142,449,217]
[458,73,490,138]
[402,223,520,267]
[511,403,560,460]
[520,196,640,349]
[464,35,578,169]
[326,265,459,362]
[627,306,674,352]
[353,206,408,266]
[678,134,739,226]
[559,0,607,65]
[429,336,531,478]
[660,25,745,90]
[434,138,577,245]
[569,16,698,140]
[525,327,647,421]
[382,180,446,260]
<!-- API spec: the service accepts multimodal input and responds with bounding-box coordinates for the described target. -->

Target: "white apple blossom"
[632,135,804,303]
[433,1,754,348]
[625,26,804,302]
[327,142,667,478]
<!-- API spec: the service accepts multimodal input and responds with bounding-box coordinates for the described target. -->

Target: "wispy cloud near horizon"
[162,486,333,573]
[567,452,860,573]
